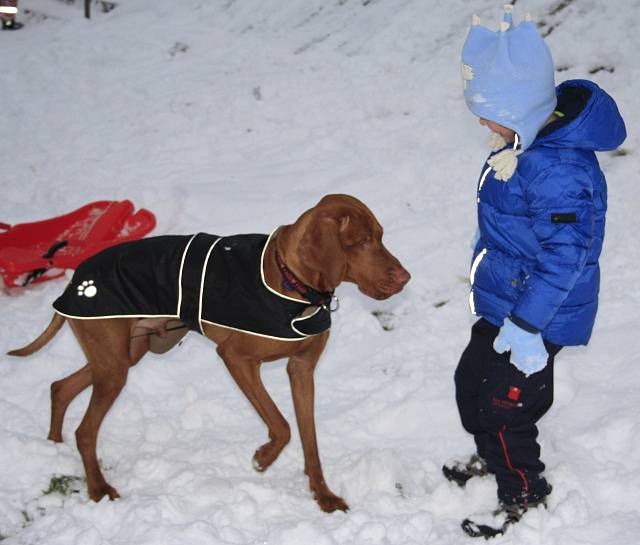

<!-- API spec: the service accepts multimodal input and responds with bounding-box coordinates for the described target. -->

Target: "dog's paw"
[252,439,288,472]
[316,491,349,513]
[88,483,120,502]
[252,456,266,472]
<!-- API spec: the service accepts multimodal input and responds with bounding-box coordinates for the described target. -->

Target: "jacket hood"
[536,79,627,151]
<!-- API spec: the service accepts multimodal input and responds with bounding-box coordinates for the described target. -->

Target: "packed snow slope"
[1,0,638,543]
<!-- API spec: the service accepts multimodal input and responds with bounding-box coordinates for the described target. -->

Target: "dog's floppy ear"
[297,213,349,291]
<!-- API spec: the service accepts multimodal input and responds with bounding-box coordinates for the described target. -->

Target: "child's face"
[479,118,516,143]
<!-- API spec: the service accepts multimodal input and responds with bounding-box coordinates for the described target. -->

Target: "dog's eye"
[345,236,372,250]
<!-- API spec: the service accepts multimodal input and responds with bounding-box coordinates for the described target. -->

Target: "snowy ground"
[1,0,638,543]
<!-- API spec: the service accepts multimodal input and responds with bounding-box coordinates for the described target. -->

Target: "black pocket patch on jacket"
[551,213,577,224]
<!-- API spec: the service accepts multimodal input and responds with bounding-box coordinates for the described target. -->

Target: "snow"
[1,0,638,543]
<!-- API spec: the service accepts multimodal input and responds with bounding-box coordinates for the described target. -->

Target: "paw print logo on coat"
[77,280,97,298]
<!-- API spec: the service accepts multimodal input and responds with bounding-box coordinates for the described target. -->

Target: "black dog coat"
[53,232,331,341]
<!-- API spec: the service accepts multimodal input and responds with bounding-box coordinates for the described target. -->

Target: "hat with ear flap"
[461,5,557,179]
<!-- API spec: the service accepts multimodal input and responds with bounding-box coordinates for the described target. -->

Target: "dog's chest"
[52,233,331,340]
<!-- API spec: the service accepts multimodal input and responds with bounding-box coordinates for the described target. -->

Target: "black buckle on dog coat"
[53,231,331,341]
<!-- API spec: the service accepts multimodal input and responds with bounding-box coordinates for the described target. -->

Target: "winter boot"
[461,483,552,538]
[442,453,489,487]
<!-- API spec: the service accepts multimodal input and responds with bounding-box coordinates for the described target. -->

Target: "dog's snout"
[368,263,410,299]
[391,265,411,286]
[386,262,410,292]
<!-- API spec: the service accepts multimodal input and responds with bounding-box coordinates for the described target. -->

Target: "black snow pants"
[454,319,562,505]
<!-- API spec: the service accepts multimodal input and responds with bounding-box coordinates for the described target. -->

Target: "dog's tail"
[7,314,66,357]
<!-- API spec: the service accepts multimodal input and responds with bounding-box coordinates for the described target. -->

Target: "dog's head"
[292,194,410,299]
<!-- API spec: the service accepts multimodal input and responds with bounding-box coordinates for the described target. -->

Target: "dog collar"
[274,250,336,310]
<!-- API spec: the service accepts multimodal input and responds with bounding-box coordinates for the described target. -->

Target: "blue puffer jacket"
[469,80,626,346]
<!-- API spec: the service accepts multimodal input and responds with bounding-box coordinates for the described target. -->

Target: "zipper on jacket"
[468,248,487,315]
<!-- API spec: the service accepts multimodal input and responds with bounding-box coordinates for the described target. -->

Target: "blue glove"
[493,318,549,376]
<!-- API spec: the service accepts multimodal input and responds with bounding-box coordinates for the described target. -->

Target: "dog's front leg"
[287,348,349,513]
[216,341,292,472]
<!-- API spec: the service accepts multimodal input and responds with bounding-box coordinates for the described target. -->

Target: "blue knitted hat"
[461,5,557,152]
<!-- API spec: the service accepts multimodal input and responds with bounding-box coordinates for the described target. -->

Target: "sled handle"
[42,240,68,259]
[22,240,69,286]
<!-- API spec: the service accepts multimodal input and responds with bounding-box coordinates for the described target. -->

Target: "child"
[443,5,627,538]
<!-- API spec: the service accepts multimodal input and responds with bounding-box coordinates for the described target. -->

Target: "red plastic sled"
[0,200,156,288]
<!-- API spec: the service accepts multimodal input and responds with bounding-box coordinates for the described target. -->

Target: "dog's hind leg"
[48,319,148,444]
[49,364,92,443]
[69,319,132,501]
[75,363,129,501]
[216,342,291,472]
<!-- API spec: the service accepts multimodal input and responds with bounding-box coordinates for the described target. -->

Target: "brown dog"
[8,194,410,513]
